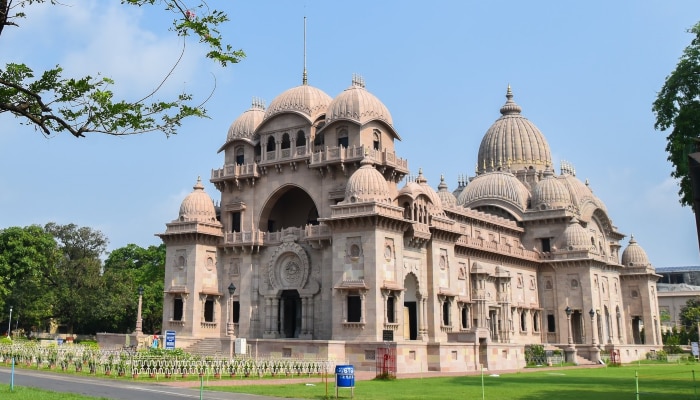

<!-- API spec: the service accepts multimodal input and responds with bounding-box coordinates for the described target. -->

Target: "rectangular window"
[204,297,215,322]
[231,212,241,232]
[541,238,551,253]
[173,297,183,321]
[461,306,468,329]
[547,314,556,333]
[347,294,361,322]
[442,301,450,326]
[232,300,240,324]
[387,296,395,323]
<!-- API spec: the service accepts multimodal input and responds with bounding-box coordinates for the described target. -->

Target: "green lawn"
[0,385,107,399]
[207,363,700,400]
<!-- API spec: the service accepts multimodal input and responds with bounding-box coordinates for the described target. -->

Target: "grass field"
[207,363,700,400]
[0,385,106,399]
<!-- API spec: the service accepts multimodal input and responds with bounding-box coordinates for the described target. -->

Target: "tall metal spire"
[302,16,308,85]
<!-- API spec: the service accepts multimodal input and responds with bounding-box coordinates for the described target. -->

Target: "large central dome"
[477,86,552,174]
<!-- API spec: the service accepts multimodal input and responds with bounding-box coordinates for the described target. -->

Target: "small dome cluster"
[178,177,217,222]
[398,169,444,213]
[532,168,572,210]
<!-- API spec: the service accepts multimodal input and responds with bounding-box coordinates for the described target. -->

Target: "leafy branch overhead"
[652,21,700,207]
[0,0,244,138]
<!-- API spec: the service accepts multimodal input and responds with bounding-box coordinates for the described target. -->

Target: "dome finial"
[194,176,204,190]
[500,84,522,115]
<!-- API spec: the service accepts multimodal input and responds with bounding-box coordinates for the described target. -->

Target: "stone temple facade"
[157,76,662,372]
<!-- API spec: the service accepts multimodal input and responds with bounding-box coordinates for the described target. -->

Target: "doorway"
[280,290,301,338]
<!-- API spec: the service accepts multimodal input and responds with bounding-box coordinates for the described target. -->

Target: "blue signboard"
[165,330,176,350]
[335,365,355,388]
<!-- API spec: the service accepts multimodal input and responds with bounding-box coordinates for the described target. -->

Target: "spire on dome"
[500,84,523,115]
[438,174,448,191]
[352,73,366,88]
[416,168,427,184]
[302,16,308,85]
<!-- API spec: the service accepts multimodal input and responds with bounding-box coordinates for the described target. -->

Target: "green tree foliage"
[0,225,59,332]
[1,0,244,138]
[43,223,108,334]
[103,243,165,334]
[653,21,700,207]
[680,297,700,341]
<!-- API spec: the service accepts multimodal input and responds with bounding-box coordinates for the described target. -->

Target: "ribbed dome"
[559,173,608,213]
[415,169,442,209]
[178,177,217,222]
[326,75,393,127]
[226,98,265,144]
[457,171,530,211]
[437,175,457,208]
[560,217,591,251]
[263,84,332,122]
[621,235,650,267]
[532,168,572,210]
[477,86,552,174]
[344,155,391,203]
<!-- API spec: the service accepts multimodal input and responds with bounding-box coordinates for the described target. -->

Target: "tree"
[1,0,244,138]
[0,225,59,332]
[680,297,700,341]
[652,21,700,207]
[103,243,165,334]
[43,222,108,334]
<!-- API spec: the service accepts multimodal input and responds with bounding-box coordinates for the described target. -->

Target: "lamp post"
[589,309,597,346]
[227,283,236,360]
[135,286,144,335]
[565,306,573,345]
[7,306,12,338]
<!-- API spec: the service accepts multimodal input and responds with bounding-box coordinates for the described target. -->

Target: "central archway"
[259,185,319,232]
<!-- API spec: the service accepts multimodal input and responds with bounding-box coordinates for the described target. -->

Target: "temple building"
[157,75,662,372]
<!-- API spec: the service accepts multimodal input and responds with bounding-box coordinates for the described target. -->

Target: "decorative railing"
[211,163,259,180]
[309,145,408,171]
[200,322,217,329]
[0,343,338,379]
[456,235,539,261]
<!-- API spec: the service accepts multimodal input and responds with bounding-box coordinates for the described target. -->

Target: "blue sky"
[1,1,699,268]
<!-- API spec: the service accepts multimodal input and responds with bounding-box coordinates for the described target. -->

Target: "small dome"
[344,155,391,203]
[326,75,394,127]
[532,168,572,210]
[415,169,442,209]
[457,171,530,211]
[477,86,552,174]
[560,217,591,251]
[621,235,650,267]
[559,173,608,214]
[263,84,332,123]
[437,175,457,208]
[226,98,265,144]
[178,177,217,222]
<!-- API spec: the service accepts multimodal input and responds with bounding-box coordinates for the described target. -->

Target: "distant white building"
[656,266,700,332]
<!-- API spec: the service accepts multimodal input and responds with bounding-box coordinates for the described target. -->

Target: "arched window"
[520,310,527,332]
[254,143,261,161]
[266,136,276,152]
[296,130,306,146]
[235,147,244,165]
[373,130,381,150]
[532,311,540,332]
[281,133,291,149]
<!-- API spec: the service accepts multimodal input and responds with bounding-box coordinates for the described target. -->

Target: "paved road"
[0,367,298,400]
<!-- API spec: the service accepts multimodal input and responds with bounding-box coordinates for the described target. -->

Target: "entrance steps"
[183,337,223,356]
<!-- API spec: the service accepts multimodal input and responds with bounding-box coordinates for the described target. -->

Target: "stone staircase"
[183,338,223,357]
